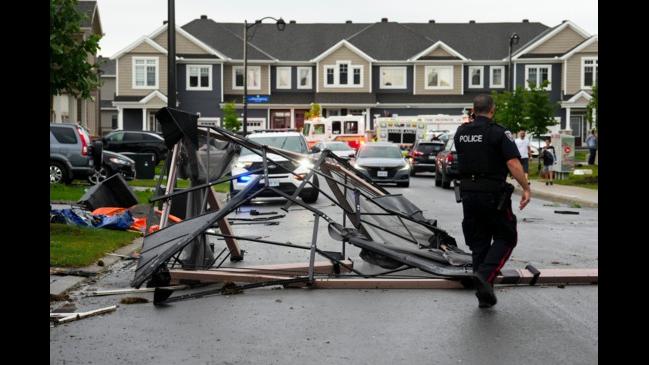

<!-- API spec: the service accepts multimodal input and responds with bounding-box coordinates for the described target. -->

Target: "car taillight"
[446,154,454,163]
[77,127,88,156]
[348,140,359,150]
[413,151,423,157]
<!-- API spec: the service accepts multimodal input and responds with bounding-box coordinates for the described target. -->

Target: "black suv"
[407,140,446,176]
[102,130,168,164]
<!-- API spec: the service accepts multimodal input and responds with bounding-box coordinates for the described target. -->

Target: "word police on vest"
[458,135,483,143]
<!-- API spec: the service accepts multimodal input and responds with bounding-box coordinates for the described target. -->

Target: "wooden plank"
[496,268,598,285]
[207,189,242,260]
[56,305,117,324]
[170,270,292,284]
[90,285,189,297]
[313,278,464,289]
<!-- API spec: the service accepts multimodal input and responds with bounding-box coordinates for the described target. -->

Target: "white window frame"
[297,67,312,89]
[379,66,407,89]
[524,64,552,91]
[232,65,261,90]
[132,57,159,89]
[322,61,364,88]
[490,66,505,88]
[276,67,292,89]
[468,66,484,88]
[186,65,212,91]
[581,57,598,90]
[424,65,454,90]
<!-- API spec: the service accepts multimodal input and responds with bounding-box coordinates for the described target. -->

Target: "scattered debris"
[50,269,98,277]
[275,299,282,303]
[97,260,105,267]
[543,203,560,207]
[120,297,149,304]
[250,209,277,216]
[90,285,188,297]
[551,261,570,266]
[522,218,544,223]
[51,305,117,324]
[557,284,566,289]
[554,210,580,215]
[569,203,582,209]
[221,282,243,295]
[50,293,70,302]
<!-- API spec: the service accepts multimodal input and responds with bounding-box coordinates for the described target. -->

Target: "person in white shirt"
[514,130,532,183]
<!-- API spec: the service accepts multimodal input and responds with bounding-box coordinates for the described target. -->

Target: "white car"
[231,131,319,203]
[309,141,356,160]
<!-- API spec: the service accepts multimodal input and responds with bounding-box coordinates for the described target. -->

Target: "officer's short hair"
[473,94,494,114]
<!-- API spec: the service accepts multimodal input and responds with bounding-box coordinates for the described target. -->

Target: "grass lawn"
[50,223,140,267]
[51,183,153,204]
[528,159,598,190]
[128,178,190,188]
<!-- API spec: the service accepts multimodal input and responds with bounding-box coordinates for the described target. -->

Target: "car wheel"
[434,166,442,187]
[50,161,70,184]
[88,166,109,185]
[300,175,320,204]
[442,170,451,189]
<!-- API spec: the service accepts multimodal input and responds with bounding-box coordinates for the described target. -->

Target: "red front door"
[294,109,308,132]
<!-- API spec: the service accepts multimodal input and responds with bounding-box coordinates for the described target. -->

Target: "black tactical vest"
[455,120,502,181]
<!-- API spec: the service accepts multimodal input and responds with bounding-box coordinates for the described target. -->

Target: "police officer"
[454,94,531,308]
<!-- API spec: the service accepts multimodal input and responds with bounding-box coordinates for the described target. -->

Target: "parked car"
[102,130,168,164]
[310,141,356,160]
[87,150,136,184]
[408,140,446,176]
[230,131,319,203]
[435,134,459,189]
[353,142,410,187]
[50,123,95,184]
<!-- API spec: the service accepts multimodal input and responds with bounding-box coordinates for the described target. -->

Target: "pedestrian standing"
[514,130,532,184]
[586,129,597,165]
[454,94,531,308]
[541,139,556,185]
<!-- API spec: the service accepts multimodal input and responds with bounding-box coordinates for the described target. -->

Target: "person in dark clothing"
[586,129,597,165]
[454,94,531,308]
[541,139,556,186]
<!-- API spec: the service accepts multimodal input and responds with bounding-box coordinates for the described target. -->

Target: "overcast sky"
[95,0,598,57]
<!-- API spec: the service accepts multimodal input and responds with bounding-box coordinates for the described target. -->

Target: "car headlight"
[234,161,252,169]
[353,163,367,170]
[399,163,410,171]
[109,157,129,165]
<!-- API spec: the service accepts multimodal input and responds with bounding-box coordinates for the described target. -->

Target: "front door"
[294,109,308,132]
[570,115,584,146]
[148,110,161,132]
[271,110,291,129]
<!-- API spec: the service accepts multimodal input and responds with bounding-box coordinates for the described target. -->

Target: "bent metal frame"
[132,107,598,304]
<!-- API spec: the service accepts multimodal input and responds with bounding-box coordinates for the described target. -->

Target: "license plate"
[428,155,435,160]
[268,179,280,187]
[377,171,388,177]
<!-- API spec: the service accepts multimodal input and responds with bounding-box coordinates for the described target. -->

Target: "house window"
[276,67,291,89]
[186,65,212,90]
[490,66,505,88]
[468,66,484,88]
[525,65,552,90]
[325,67,335,86]
[582,57,598,89]
[424,66,453,89]
[380,67,406,89]
[133,57,158,89]
[297,67,312,89]
[323,62,363,87]
[339,64,348,84]
[233,66,261,90]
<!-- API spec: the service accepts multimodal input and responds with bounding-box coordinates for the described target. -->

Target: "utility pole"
[242,20,248,136]
[168,0,176,109]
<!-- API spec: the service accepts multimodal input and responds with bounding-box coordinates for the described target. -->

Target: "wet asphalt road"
[50,173,598,364]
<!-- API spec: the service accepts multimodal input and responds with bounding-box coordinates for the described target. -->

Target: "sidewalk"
[510,179,598,208]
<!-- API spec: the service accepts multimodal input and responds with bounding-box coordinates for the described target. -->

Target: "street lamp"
[508,33,520,92]
[242,17,286,136]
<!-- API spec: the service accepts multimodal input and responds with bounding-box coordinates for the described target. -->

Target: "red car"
[435,134,459,189]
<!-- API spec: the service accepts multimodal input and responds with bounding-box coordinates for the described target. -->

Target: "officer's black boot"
[474,274,497,308]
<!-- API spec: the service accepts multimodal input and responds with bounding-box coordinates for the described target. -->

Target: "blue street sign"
[246,95,270,103]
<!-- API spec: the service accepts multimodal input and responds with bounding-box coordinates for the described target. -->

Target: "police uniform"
[454,115,521,285]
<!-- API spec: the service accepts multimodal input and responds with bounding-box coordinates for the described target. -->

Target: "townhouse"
[107,16,597,144]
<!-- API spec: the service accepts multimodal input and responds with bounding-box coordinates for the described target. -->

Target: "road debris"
[51,305,117,324]
[554,210,580,215]
[120,297,149,304]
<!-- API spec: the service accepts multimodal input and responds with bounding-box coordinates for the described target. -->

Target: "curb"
[50,237,143,296]
[512,186,598,208]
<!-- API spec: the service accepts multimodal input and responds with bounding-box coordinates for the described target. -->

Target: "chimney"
[469,20,476,24]
[381,17,388,22]
[428,19,435,23]
[163,20,168,25]
[200,15,207,20]
[289,20,296,24]
[522,19,529,23]
[562,19,568,23]
[346,20,352,24]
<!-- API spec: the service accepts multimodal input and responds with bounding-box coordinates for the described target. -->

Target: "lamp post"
[242,17,286,136]
[508,33,520,92]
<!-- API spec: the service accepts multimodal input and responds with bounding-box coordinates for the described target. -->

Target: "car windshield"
[324,143,352,151]
[241,135,306,155]
[358,145,402,159]
[416,143,444,154]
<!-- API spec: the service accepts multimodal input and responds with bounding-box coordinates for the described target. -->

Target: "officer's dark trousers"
[461,191,518,284]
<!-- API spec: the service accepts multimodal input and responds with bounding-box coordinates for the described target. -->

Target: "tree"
[304,103,322,120]
[222,102,241,132]
[492,86,526,132]
[586,84,598,130]
[50,0,102,100]
[524,80,559,142]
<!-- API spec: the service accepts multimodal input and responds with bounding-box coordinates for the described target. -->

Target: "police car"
[231,130,319,203]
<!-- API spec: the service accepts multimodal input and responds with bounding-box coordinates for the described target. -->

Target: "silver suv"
[50,123,94,184]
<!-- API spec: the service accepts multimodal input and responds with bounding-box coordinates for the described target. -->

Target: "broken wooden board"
[54,305,117,324]
[89,285,189,297]
[496,268,598,285]
[170,270,292,284]
[313,278,464,289]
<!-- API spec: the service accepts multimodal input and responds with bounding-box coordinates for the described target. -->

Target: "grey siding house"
[110,17,597,143]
